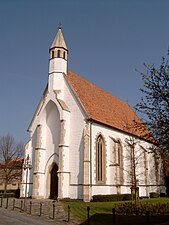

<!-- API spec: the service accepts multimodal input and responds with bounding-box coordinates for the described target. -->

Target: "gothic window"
[96,135,105,183]
[117,140,124,184]
[117,140,122,165]
[153,151,160,186]
[110,138,116,165]
[57,50,60,57]
[110,138,123,185]
[140,145,148,187]
[110,138,122,165]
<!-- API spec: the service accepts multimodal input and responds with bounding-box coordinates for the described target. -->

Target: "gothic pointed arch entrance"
[50,164,58,199]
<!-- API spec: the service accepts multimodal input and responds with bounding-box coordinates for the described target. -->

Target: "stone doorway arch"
[50,164,58,199]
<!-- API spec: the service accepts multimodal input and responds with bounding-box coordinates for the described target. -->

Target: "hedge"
[92,194,135,202]
[150,192,160,198]
[0,189,20,198]
[115,202,169,215]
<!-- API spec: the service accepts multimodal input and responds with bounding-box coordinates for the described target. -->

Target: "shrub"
[0,193,15,198]
[150,192,160,198]
[60,198,82,202]
[123,194,134,201]
[0,189,19,198]
[160,192,166,197]
[140,196,149,199]
[115,202,169,215]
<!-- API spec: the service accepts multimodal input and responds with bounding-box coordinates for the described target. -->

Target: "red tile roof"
[0,158,23,169]
[66,71,151,140]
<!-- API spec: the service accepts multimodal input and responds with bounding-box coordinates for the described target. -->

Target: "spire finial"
[58,22,62,30]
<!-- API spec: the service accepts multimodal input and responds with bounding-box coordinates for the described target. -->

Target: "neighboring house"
[0,158,23,191]
[21,27,165,201]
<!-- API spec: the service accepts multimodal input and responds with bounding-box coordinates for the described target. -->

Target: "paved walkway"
[0,208,57,225]
[0,198,79,225]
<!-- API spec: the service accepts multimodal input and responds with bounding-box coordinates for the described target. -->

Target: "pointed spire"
[48,26,68,75]
[50,26,68,50]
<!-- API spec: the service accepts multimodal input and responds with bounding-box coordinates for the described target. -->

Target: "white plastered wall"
[23,71,86,199]
[90,122,162,198]
[63,76,86,199]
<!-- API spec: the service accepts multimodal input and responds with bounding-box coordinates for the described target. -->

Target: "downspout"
[90,121,93,199]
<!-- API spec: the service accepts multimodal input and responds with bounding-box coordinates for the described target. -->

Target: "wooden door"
[50,164,58,199]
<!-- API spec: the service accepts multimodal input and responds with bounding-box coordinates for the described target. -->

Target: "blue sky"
[0,0,169,142]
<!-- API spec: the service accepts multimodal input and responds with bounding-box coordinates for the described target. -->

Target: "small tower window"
[51,51,55,59]
[57,50,60,58]
[63,51,66,59]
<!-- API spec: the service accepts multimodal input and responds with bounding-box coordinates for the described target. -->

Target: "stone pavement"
[0,198,80,225]
[0,208,56,225]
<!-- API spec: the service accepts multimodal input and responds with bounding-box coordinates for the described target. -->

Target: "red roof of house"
[0,158,23,169]
[66,71,151,140]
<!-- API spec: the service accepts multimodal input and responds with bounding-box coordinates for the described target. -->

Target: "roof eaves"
[87,118,155,144]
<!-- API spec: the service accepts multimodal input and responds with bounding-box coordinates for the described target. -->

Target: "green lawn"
[61,198,169,223]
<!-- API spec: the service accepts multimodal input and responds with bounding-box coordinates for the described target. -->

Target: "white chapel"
[21,27,165,201]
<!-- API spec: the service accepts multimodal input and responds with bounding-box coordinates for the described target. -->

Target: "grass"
[62,200,117,221]
[61,198,169,223]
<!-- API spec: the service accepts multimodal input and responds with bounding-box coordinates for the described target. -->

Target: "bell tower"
[48,26,68,93]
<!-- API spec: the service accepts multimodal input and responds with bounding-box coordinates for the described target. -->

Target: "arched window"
[96,135,106,183]
[63,51,66,59]
[57,50,60,58]
[117,139,123,185]
[110,137,123,185]
[117,140,122,165]
[52,51,55,58]
[110,138,122,165]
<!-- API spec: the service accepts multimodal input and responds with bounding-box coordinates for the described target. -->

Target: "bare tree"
[124,135,146,205]
[135,54,169,154]
[124,125,164,204]
[122,113,160,205]
[0,134,23,192]
[134,53,169,195]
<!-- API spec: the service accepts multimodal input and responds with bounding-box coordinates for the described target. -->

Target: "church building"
[21,27,165,201]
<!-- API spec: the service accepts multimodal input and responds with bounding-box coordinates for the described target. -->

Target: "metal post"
[0,197,3,207]
[52,201,55,220]
[68,205,70,223]
[87,206,90,225]
[20,200,23,212]
[24,167,28,210]
[29,201,32,214]
[13,199,15,210]
[39,203,42,216]
[5,198,8,209]
[112,208,115,225]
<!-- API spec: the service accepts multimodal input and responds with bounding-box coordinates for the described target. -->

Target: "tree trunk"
[4,180,8,194]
